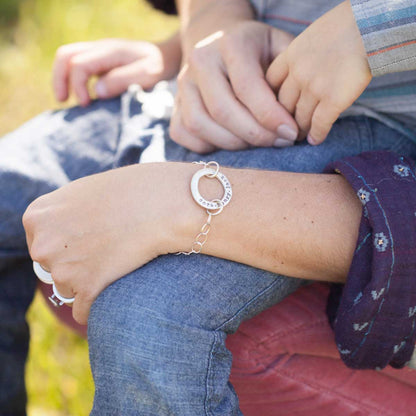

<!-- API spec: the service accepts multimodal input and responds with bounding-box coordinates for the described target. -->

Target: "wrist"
[180,0,255,55]
[158,162,230,255]
[157,32,182,79]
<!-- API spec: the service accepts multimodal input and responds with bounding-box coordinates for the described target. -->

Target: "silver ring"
[48,283,75,307]
[33,261,54,285]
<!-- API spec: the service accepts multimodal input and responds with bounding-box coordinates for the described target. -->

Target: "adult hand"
[52,35,181,106]
[266,0,372,145]
[170,21,298,153]
[23,163,190,324]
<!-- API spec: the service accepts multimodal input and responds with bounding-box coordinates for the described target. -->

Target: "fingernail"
[276,124,297,142]
[274,138,294,148]
[95,81,107,98]
[307,134,317,145]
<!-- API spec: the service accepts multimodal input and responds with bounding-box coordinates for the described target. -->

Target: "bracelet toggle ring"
[33,261,75,307]
[33,261,54,285]
[190,167,232,211]
[49,283,75,307]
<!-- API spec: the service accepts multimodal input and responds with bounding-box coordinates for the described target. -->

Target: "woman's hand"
[266,0,372,145]
[23,163,195,324]
[52,34,181,106]
[171,16,298,153]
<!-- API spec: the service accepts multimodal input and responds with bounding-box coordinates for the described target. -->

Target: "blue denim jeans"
[1,85,416,415]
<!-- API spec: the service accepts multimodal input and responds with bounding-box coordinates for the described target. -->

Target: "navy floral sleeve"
[325,151,416,369]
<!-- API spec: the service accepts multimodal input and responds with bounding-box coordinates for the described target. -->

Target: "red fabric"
[39,282,416,415]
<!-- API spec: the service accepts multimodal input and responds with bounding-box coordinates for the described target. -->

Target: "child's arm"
[351,0,416,77]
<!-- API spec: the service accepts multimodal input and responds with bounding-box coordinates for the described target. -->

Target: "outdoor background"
[0,0,178,414]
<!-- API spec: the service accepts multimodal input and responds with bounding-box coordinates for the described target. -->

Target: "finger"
[223,41,298,142]
[294,90,319,140]
[308,100,341,145]
[95,60,160,99]
[68,48,131,106]
[197,66,278,147]
[71,294,93,325]
[169,103,216,154]
[179,80,248,150]
[52,42,94,102]
[277,76,300,115]
[265,53,289,90]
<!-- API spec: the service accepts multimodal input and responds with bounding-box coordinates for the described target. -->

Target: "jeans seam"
[204,278,286,416]
[204,331,219,416]
[214,277,285,332]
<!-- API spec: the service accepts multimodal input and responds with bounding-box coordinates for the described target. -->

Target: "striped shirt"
[251,0,416,140]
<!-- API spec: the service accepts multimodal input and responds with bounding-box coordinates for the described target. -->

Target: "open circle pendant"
[190,167,232,210]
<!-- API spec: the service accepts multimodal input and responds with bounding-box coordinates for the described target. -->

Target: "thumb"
[95,60,162,98]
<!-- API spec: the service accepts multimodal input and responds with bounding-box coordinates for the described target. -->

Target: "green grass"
[0,1,177,414]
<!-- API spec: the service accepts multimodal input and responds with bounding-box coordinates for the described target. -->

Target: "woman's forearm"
[24,161,361,323]
[175,0,255,54]
[172,163,362,283]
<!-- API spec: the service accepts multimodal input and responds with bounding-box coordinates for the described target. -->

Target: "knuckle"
[188,48,206,71]
[182,111,203,136]
[209,103,228,124]
[232,79,250,102]
[22,198,44,230]
[307,79,324,99]
[68,56,84,71]
[245,128,270,147]
[193,142,215,154]
[29,242,48,264]
[220,31,237,54]
[255,106,277,127]
[22,207,35,230]
[291,65,307,85]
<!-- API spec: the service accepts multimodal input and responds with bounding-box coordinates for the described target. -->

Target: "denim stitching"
[204,331,218,416]
[214,277,289,332]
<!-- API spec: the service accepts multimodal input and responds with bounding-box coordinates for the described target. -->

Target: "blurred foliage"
[0,0,177,414]
[27,295,94,415]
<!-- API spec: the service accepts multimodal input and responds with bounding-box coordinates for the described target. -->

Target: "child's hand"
[266,0,372,145]
[52,35,181,106]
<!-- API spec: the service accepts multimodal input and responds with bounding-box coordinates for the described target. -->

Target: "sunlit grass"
[1,1,177,414]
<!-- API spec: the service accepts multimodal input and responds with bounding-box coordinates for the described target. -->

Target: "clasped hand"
[23,164,188,324]
[171,0,371,151]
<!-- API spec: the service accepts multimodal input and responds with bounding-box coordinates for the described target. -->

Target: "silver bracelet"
[177,161,232,255]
